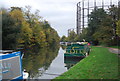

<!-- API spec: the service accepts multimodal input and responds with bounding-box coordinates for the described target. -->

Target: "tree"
[93,26,113,46]
[60,35,67,42]
[17,21,33,48]
[86,8,114,45]
[43,21,60,46]
[32,23,46,47]
[116,20,120,36]
[67,30,77,42]
[2,6,60,49]
[2,8,22,49]
[9,7,26,48]
[78,28,89,42]
[88,8,108,40]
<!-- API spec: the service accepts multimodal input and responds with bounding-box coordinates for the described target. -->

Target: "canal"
[23,46,83,79]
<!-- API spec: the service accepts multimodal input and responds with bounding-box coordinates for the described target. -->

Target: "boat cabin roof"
[0,50,14,55]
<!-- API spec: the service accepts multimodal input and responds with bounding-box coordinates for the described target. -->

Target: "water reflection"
[38,47,67,79]
[22,45,83,79]
[60,45,66,50]
[22,46,59,78]
[64,57,84,70]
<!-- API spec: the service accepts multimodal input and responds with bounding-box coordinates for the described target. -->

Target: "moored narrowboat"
[0,50,23,81]
[64,42,90,58]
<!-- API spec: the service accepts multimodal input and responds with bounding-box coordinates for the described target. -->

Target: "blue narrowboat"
[0,50,23,81]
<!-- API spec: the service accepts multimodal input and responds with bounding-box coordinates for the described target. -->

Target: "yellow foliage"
[116,20,120,36]
[9,9,24,22]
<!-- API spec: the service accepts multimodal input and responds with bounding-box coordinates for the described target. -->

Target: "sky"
[0,0,118,37]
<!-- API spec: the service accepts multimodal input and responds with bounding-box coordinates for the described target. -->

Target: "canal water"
[23,46,83,79]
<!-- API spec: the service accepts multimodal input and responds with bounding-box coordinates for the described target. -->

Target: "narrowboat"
[0,50,28,81]
[64,42,90,58]
[64,56,83,69]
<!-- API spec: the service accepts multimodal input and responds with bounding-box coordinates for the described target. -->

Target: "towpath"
[95,46,120,56]
[108,48,120,54]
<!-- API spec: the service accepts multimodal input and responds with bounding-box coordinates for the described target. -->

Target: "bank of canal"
[54,46,118,79]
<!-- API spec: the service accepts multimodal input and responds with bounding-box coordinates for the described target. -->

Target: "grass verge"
[54,46,118,79]
[108,46,120,49]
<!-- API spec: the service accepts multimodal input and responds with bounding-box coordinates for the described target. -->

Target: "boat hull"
[64,53,85,57]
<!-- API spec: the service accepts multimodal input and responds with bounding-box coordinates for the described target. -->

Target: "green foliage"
[60,35,67,42]
[79,7,119,46]
[64,6,120,46]
[93,26,113,46]
[88,8,107,35]
[79,28,90,42]
[87,8,110,43]
[60,6,119,46]
[43,21,60,46]
[116,20,120,36]
[67,30,77,42]
[32,23,46,47]
[2,8,19,49]
[108,5,119,21]
[18,21,33,48]
[2,7,60,49]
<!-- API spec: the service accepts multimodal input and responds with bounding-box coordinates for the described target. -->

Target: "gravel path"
[95,46,120,55]
[108,47,120,57]
[108,48,120,54]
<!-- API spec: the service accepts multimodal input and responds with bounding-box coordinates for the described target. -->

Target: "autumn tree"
[18,21,33,48]
[43,21,60,46]
[2,6,60,49]
[116,20,120,36]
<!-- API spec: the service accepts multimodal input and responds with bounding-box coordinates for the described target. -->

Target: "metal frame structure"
[118,0,120,20]
[76,0,119,35]
[77,2,81,35]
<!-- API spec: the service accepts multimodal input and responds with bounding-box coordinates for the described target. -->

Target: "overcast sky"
[0,0,118,37]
